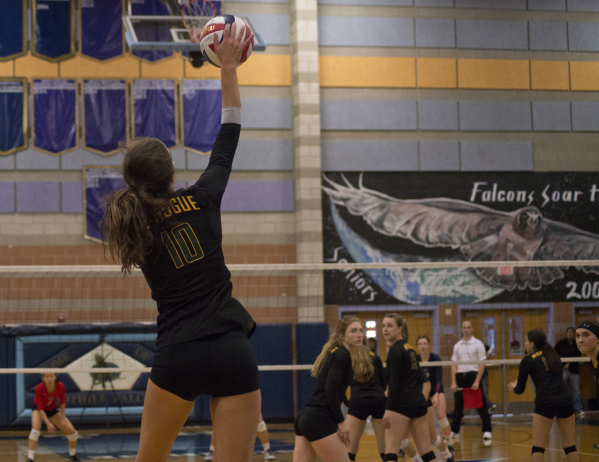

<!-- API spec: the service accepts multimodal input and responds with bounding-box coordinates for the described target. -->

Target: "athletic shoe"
[68,456,81,462]
[445,451,455,462]
[450,431,460,440]
[27,459,34,462]
[483,432,492,440]
[264,450,275,460]
[576,410,585,418]
[205,450,214,461]
[593,443,599,451]
[488,404,497,415]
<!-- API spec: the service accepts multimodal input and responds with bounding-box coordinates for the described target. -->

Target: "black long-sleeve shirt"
[554,338,581,374]
[418,353,443,395]
[349,352,386,401]
[513,350,572,407]
[386,339,427,410]
[303,345,353,423]
[141,123,255,348]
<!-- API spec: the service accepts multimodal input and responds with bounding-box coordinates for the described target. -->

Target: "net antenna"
[181,0,219,43]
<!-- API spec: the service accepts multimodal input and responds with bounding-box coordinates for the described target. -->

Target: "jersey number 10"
[161,222,204,268]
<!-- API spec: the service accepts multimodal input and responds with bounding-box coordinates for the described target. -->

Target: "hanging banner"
[0,0,26,61]
[130,0,172,62]
[80,0,123,61]
[133,80,177,148]
[83,167,125,242]
[323,172,599,306]
[181,80,221,153]
[83,80,127,155]
[0,79,27,155]
[33,80,77,155]
[32,0,75,62]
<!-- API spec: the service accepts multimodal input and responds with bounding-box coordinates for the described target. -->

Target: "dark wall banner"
[0,0,26,60]
[322,172,599,306]
[83,80,127,154]
[33,80,77,154]
[0,79,27,155]
[33,0,75,61]
[84,167,125,242]
[133,80,177,148]
[80,0,123,61]
[181,79,221,153]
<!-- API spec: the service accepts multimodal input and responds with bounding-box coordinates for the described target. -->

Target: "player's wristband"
[222,106,241,125]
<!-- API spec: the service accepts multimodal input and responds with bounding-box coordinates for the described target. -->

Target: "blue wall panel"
[16,150,60,170]
[243,15,289,45]
[418,100,458,131]
[16,181,60,213]
[572,102,599,132]
[0,181,15,213]
[221,180,294,212]
[529,0,565,10]
[322,140,419,171]
[62,181,83,213]
[455,0,526,9]
[529,22,568,51]
[419,141,460,171]
[318,17,414,47]
[459,101,531,131]
[415,0,454,6]
[457,20,528,50]
[241,98,292,130]
[461,141,533,171]
[321,100,417,131]
[234,139,293,171]
[415,18,455,48]
[568,23,599,52]
[532,102,571,131]
[296,323,330,410]
[567,0,599,12]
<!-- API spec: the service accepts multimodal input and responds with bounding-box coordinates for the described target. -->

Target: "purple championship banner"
[0,0,26,60]
[32,0,74,61]
[80,0,123,61]
[33,80,77,154]
[83,80,128,154]
[0,79,27,155]
[181,79,221,153]
[133,80,177,148]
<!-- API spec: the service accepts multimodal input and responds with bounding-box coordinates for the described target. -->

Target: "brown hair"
[101,138,175,274]
[312,316,374,383]
[417,335,431,344]
[383,313,407,341]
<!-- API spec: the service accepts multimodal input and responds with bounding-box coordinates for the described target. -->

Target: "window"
[508,316,523,356]
[481,317,496,357]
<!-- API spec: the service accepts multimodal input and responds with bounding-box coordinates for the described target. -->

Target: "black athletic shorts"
[31,406,59,419]
[388,405,428,419]
[348,396,386,420]
[150,327,260,401]
[534,402,574,420]
[426,398,433,408]
[294,409,339,442]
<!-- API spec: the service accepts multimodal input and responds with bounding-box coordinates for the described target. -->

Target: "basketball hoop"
[181,0,218,43]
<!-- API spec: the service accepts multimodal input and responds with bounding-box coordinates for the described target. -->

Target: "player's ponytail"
[527,329,562,374]
[101,138,175,274]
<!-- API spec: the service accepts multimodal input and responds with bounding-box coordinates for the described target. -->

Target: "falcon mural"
[322,174,599,305]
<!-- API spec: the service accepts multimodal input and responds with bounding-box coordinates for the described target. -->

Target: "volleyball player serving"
[102,23,259,462]
[293,317,373,462]
[28,373,79,462]
[382,314,437,462]
[508,329,578,462]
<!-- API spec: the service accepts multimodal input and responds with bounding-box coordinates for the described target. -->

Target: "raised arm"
[510,355,531,394]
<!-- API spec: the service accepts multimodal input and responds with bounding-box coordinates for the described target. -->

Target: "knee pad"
[438,417,450,428]
[422,451,436,462]
[383,454,398,462]
[532,446,545,455]
[257,421,267,432]
[432,435,441,447]
[29,429,40,441]
[67,431,78,442]
[400,438,410,450]
[564,445,576,455]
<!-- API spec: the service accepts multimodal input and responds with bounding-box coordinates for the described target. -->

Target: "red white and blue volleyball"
[199,15,254,68]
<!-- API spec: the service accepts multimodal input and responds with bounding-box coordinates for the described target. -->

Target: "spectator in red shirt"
[28,372,80,462]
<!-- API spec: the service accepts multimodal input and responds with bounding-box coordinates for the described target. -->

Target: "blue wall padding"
[296,323,330,410]
[0,335,16,427]
[249,324,293,420]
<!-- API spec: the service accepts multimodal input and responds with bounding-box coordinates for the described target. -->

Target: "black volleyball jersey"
[140,123,255,348]
[513,350,572,406]
[386,339,427,410]
[349,352,386,401]
[418,353,443,395]
[303,345,353,423]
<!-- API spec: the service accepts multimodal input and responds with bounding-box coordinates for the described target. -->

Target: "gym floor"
[1,415,599,461]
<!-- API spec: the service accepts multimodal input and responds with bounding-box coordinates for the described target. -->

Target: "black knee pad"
[422,451,436,462]
[383,453,398,462]
[532,446,545,455]
[380,453,385,461]
[348,453,356,461]
[564,445,576,455]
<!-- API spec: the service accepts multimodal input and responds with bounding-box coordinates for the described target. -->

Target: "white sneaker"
[576,410,585,418]
[204,450,214,461]
[450,431,460,440]
[483,432,492,441]
[264,450,275,460]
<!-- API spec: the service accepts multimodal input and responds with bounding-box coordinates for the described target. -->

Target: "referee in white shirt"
[450,320,492,442]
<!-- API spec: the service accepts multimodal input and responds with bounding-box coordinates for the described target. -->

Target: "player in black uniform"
[294,317,373,462]
[346,345,387,462]
[417,336,454,462]
[575,320,599,451]
[508,329,578,462]
[382,313,437,462]
[101,24,259,462]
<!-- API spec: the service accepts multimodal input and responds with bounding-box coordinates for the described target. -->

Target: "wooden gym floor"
[1,415,598,461]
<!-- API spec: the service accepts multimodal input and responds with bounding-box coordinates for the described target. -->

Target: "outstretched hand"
[213,22,254,67]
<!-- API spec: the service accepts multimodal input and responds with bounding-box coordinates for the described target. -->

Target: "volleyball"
[199,15,254,68]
